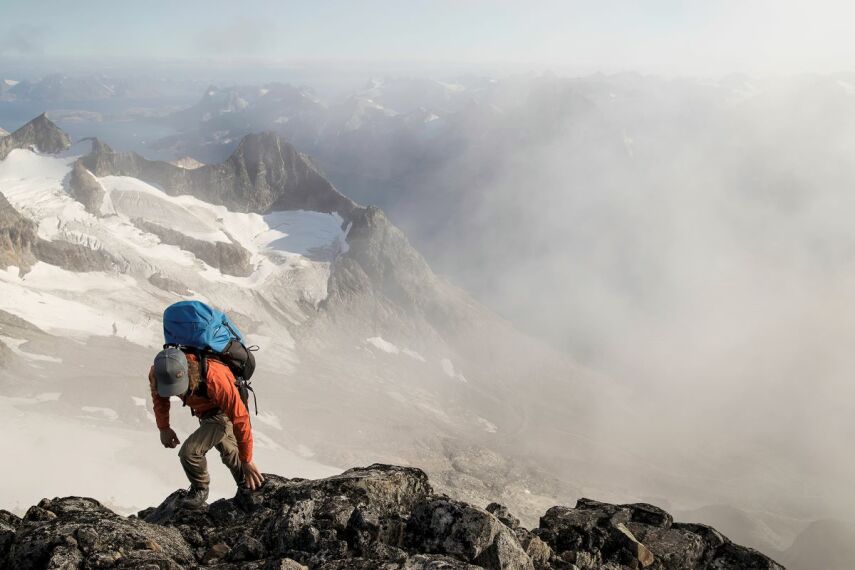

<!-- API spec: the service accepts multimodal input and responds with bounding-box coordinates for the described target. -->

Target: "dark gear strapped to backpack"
[161,301,259,416]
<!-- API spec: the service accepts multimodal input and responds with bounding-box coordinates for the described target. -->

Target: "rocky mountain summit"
[78,132,356,216]
[0,113,71,160]
[0,464,782,570]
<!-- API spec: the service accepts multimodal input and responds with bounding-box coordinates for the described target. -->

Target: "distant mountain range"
[0,73,186,102]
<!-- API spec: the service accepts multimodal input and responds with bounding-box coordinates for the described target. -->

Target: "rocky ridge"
[0,464,783,570]
[0,191,37,269]
[0,113,71,160]
[0,190,118,274]
[131,217,253,277]
[77,133,356,216]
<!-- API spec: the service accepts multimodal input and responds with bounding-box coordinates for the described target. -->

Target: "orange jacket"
[148,356,254,463]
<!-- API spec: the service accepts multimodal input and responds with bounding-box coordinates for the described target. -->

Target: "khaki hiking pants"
[178,412,243,489]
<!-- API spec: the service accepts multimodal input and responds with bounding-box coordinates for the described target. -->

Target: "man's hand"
[159,428,180,448]
[242,461,264,490]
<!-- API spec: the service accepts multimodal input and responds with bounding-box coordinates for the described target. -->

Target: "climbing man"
[150,346,264,508]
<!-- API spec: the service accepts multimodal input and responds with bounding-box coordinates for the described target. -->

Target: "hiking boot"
[234,482,263,509]
[179,486,209,509]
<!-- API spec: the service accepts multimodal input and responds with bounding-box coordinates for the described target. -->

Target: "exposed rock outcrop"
[0,190,120,273]
[0,113,71,160]
[0,192,38,270]
[148,272,192,295]
[132,218,253,277]
[31,238,119,273]
[79,133,357,216]
[66,161,105,215]
[0,464,783,570]
[322,205,488,338]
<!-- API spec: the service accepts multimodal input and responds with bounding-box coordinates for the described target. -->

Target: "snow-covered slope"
[0,148,347,357]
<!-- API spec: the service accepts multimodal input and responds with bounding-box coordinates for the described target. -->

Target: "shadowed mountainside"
[0,113,71,160]
[78,133,357,217]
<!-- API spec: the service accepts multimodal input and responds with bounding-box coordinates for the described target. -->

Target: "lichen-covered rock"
[5,496,194,569]
[0,510,20,561]
[0,465,783,570]
[535,498,784,570]
[406,497,534,570]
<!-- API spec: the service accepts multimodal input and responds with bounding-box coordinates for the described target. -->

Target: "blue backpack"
[162,300,257,413]
[164,300,243,352]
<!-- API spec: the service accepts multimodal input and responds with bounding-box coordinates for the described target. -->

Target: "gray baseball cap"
[153,347,189,397]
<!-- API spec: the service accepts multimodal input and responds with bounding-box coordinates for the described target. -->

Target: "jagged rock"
[132,217,252,276]
[32,237,119,273]
[0,191,117,273]
[79,132,357,216]
[5,496,194,569]
[148,271,192,295]
[405,497,534,570]
[0,510,20,560]
[0,113,71,160]
[322,204,481,337]
[0,192,37,270]
[0,465,784,570]
[486,503,521,529]
[318,554,479,569]
[613,523,655,567]
[66,161,105,214]
[535,498,783,570]
[277,559,310,569]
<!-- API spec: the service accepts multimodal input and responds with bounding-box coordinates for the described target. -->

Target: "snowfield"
[0,148,349,355]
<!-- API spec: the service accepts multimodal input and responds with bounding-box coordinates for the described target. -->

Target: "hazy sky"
[1,0,853,75]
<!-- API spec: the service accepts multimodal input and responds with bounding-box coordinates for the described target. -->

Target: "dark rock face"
[0,191,120,273]
[0,192,37,270]
[31,237,119,273]
[406,497,534,570]
[66,161,105,215]
[533,498,784,570]
[79,133,357,217]
[148,272,192,295]
[132,218,252,277]
[4,497,194,569]
[0,464,783,570]
[0,113,71,160]
[323,206,484,337]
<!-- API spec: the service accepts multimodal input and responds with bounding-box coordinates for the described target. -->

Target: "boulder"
[406,497,533,570]
[5,497,194,570]
[535,498,783,570]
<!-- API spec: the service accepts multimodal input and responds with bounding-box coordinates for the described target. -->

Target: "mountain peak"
[78,128,356,216]
[0,113,71,160]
